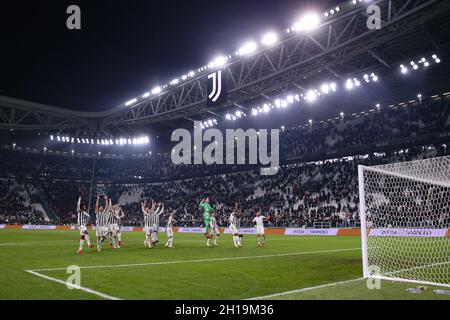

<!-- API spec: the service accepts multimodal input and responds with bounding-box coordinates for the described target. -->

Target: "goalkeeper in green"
[199,196,214,245]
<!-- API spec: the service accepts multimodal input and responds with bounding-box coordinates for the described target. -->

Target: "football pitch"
[0,229,448,300]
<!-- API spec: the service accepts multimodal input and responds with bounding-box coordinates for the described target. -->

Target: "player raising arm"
[150,202,164,246]
[95,195,108,252]
[142,199,155,248]
[252,208,268,247]
[77,196,94,254]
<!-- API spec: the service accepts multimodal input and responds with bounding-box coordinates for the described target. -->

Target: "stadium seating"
[0,96,449,227]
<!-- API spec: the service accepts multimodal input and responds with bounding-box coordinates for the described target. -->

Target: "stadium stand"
[0,96,449,227]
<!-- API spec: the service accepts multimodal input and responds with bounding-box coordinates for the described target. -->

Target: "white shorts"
[110,224,119,235]
[96,226,108,237]
[79,226,88,235]
[143,226,153,235]
[229,226,239,234]
[256,227,265,235]
[166,228,174,238]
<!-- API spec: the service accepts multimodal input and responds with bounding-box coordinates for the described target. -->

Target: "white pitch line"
[30,247,360,272]
[25,270,121,300]
[247,277,365,300]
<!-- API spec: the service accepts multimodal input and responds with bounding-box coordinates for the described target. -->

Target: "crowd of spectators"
[0,144,447,228]
[0,179,48,225]
[0,97,448,181]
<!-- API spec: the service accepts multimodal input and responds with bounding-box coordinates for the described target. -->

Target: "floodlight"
[263,104,270,113]
[262,32,278,46]
[293,13,320,32]
[252,109,258,116]
[321,84,330,94]
[330,83,337,91]
[125,98,138,106]
[306,90,317,102]
[274,99,281,108]
[225,114,232,120]
[346,79,354,90]
[401,67,408,74]
[424,61,430,67]
[432,54,437,59]
[152,86,162,95]
[413,65,419,70]
[287,95,294,103]
[210,56,226,68]
[435,58,441,63]
[188,71,195,77]
[238,41,257,55]
[142,92,150,98]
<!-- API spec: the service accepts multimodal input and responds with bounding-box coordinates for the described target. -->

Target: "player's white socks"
[206,238,211,247]
[85,235,91,246]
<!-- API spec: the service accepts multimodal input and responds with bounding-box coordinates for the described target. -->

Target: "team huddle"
[76,195,268,254]
[76,195,125,254]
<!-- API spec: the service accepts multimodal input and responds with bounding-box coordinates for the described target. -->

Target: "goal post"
[358,156,450,288]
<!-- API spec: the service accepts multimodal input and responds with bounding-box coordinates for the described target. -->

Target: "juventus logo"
[207,70,226,106]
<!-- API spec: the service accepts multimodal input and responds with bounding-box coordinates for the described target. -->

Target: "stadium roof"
[1,0,450,139]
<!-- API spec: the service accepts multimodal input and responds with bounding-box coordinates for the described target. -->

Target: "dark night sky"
[0,0,342,112]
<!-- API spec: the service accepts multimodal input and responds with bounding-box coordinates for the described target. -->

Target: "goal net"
[358,156,450,288]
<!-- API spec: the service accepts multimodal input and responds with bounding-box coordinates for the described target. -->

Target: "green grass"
[0,229,448,300]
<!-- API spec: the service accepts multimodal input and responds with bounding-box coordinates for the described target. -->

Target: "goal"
[358,156,450,288]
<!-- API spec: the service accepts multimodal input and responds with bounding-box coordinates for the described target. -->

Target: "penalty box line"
[29,247,361,272]
[246,277,365,300]
[25,270,122,300]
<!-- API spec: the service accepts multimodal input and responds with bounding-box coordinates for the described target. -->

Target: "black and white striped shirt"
[77,211,90,227]
[76,198,90,226]
[105,210,116,226]
[96,211,108,228]
[167,216,175,228]
[229,213,241,229]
